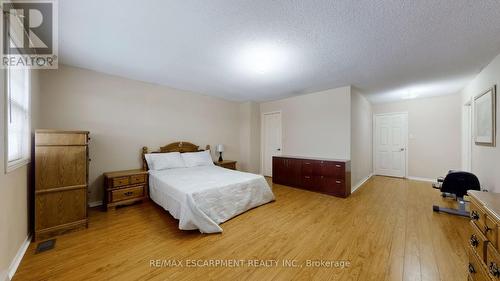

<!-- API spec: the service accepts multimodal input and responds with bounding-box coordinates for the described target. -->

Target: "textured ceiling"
[59,0,500,103]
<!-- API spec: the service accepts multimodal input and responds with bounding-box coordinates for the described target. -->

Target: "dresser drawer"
[312,161,345,178]
[486,216,499,250]
[470,221,488,262]
[301,175,317,190]
[471,200,488,233]
[487,243,500,279]
[35,132,88,146]
[112,176,130,187]
[468,246,491,281]
[111,186,144,202]
[130,174,146,184]
[301,161,315,175]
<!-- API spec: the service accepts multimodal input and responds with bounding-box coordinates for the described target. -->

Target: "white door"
[262,112,282,176]
[374,113,408,178]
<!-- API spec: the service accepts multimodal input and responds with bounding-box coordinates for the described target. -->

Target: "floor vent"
[35,239,56,254]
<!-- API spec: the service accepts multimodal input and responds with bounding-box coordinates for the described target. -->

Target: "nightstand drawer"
[104,169,149,210]
[111,186,144,202]
[130,174,146,184]
[214,161,237,170]
[221,162,236,170]
[113,176,130,187]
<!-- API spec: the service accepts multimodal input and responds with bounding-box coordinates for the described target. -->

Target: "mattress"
[148,166,275,233]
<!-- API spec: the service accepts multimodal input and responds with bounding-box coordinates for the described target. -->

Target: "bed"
[142,142,275,233]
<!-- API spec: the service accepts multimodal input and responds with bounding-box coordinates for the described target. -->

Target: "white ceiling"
[59,0,500,103]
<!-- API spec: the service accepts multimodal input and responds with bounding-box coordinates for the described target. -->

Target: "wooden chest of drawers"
[104,169,149,210]
[467,191,500,281]
[34,130,90,241]
[272,156,351,198]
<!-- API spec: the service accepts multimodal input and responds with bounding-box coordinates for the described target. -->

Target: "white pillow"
[181,150,214,167]
[144,152,185,170]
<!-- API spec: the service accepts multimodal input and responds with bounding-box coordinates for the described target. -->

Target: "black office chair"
[432,171,481,217]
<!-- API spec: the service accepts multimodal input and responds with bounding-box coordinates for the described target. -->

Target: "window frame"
[4,68,31,173]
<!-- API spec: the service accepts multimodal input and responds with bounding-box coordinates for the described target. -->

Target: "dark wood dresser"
[272,156,351,198]
[467,190,500,281]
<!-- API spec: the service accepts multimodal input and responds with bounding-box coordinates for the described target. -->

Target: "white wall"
[260,86,351,162]
[351,89,373,188]
[373,94,462,180]
[37,65,244,203]
[461,53,500,192]
[0,69,40,281]
[239,101,260,174]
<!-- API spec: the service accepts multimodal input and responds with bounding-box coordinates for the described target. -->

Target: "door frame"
[260,110,282,176]
[372,112,409,178]
[463,100,472,171]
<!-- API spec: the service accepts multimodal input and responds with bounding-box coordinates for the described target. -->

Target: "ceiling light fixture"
[237,42,289,76]
[401,91,419,100]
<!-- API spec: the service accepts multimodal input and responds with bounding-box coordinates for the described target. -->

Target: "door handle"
[400,148,405,152]
[277,148,281,151]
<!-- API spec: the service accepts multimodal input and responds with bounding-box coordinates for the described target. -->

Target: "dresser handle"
[470,234,479,248]
[471,210,480,220]
[304,162,311,165]
[468,263,476,274]
[335,180,342,184]
[304,176,311,179]
[485,225,492,233]
[320,176,324,179]
[335,165,341,168]
[124,191,133,196]
[490,262,500,277]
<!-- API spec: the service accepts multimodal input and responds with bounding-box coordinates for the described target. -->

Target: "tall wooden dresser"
[467,190,500,281]
[34,130,90,241]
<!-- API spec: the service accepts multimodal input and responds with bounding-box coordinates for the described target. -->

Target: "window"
[5,68,30,172]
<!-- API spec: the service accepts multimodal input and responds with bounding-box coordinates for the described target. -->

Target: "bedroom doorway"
[262,111,282,177]
[373,112,408,178]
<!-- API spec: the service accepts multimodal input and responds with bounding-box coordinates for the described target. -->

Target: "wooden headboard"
[142,141,210,170]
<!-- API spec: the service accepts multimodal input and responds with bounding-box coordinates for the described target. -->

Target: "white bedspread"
[149,166,275,233]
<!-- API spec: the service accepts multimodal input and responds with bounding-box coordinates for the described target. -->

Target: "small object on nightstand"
[103,169,149,210]
[216,144,224,162]
[214,160,237,170]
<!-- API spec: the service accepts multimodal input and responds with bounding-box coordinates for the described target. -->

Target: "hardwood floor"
[14,176,469,281]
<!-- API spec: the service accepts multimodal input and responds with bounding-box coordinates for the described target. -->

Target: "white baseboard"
[406,176,435,183]
[352,173,373,193]
[1,270,8,281]
[88,201,103,207]
[8,235,31,280]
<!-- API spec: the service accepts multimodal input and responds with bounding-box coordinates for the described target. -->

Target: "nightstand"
[214,160,237,170]
[103,169,148,210]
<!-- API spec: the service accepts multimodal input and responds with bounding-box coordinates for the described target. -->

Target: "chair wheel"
[433,205,439,212]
